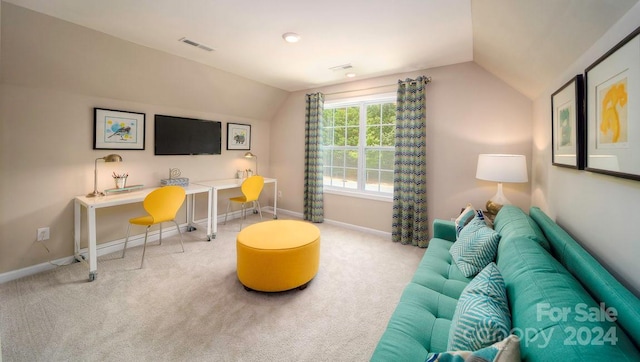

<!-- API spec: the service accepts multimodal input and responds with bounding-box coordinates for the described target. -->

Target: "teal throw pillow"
[426,335,520,362]
[450,216,500,278]
[447,262,511,351]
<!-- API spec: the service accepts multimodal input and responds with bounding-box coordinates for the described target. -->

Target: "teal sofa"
[371,206,640,361]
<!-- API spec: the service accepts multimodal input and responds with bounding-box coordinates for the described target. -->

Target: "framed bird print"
[93,108,146,150]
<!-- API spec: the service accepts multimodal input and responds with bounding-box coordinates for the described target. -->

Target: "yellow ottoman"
[236,220,320,292]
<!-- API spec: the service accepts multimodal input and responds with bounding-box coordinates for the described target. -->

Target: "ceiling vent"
[329,63,353,71]
[178,37,215,52]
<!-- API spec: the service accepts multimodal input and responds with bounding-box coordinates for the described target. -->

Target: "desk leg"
[186,194,197,232]
[212,188,218,239]
[206,189,212,241]
[273,180,278,219]
[87,205,98,282]
[74,200,81,259]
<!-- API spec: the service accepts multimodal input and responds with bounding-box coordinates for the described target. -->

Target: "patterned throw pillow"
[426,335,520,362]
[449,216,500,278]
[447,263,511,352]
[455,204,476,238]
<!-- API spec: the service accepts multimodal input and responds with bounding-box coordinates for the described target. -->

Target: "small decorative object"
[113,172,128,189]
[227,123,251,150]
[94,108,145,150]
[236,170,244,179]
[246,169,253,177]
[551,75,584,169]
[160,168,189,186]
[585,26,640,181]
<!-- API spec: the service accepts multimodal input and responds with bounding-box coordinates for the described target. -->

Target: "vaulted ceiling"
[4,0,639,99]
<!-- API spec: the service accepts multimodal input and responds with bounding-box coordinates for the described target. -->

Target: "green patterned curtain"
[392,76,429,247]
[304,93,324,222]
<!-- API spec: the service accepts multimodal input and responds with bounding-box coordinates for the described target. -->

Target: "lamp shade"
[476,154,528,183]
[103,154,123,163]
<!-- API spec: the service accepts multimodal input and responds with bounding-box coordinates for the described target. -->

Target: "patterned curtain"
[304,92,324,222]
[392,76,429,247]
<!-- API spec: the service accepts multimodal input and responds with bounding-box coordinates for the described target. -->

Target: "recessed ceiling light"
[282,32,301,43]
[346,72,356,78]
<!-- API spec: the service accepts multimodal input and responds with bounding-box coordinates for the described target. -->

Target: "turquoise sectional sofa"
[371,205,640,361]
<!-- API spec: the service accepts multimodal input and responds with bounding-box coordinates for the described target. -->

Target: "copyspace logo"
[511,302,619,348]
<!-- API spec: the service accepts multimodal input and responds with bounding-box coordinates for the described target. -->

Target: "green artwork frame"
[551,75,584,169]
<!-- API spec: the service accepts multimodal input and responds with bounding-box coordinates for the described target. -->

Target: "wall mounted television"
[154,114,222,155]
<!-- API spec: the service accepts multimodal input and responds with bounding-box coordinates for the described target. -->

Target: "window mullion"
[358,103,367,191]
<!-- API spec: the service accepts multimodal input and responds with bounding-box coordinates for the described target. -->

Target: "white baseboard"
[0,207,389,284]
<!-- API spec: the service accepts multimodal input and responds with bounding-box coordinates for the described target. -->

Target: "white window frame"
[322,92,396,202]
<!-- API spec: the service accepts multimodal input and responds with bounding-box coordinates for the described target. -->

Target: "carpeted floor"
[0,214,425,361]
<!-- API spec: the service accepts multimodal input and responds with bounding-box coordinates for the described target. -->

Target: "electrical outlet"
[37,227,50,241]
[277,191,283,198]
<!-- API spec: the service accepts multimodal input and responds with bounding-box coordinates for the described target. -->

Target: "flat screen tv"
[154,114,222,155]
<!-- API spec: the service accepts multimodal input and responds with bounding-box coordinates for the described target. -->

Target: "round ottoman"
[236,220,320,292]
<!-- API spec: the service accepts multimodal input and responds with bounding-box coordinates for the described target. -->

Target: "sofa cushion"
[412,238,472,300]
[496,236,640,361]
[528,207,640,349]
[427,334,521,362]
[493,205,550,251]
[448,262,511,351]
[450,217,500,278]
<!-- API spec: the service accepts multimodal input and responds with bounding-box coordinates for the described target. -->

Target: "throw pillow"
[426,335,520,362]
[455,204,476,238]
[447,263,511,352]
[449,216,500,277]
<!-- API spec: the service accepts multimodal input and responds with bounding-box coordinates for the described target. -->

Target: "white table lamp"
[476,154,528,214]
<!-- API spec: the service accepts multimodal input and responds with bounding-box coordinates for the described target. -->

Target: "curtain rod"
[323,76,431,96]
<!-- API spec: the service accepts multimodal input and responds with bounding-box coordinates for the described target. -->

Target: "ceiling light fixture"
[346,72,356,78]
[282,32,301,43]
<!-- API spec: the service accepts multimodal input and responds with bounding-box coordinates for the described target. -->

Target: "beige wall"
[270,61,533,234]
[0,3,287,274]
[532,2,640,296]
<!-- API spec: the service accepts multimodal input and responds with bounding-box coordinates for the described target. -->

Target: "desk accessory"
[244,152,258,175]
[113,172,128,189]
[160,168,189,186]
[104,184,144,194]
[87,154,123,197]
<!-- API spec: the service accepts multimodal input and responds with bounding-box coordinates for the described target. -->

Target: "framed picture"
[93,108,145,150]
[551,75,585,169]
[585,26,640,181]
[226,123,251,150]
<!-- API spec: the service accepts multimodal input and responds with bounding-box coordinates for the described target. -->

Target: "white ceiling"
[4,0,639,99]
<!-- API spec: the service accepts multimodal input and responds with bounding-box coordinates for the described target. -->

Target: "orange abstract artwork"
[599,79,628,144]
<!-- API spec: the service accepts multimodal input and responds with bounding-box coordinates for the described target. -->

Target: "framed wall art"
[551,75,584,169]
[226,123,251,150]
[93,108,146,150]
[585,26,640,181]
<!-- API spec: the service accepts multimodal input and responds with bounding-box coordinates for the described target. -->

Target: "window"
[322,94,396,198]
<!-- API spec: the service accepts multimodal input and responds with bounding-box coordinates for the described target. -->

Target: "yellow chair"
[122,185,186,268]
[224,175,264,230]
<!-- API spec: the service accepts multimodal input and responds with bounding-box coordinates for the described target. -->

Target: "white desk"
[74,184,211,281]
[193,178,277,239]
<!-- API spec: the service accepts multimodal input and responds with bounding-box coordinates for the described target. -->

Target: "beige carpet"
[0,214,425,361]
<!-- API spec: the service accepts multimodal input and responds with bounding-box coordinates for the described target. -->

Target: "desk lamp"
[476,154,527,215]
[87,154,123,197]
[244,152,258,175]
